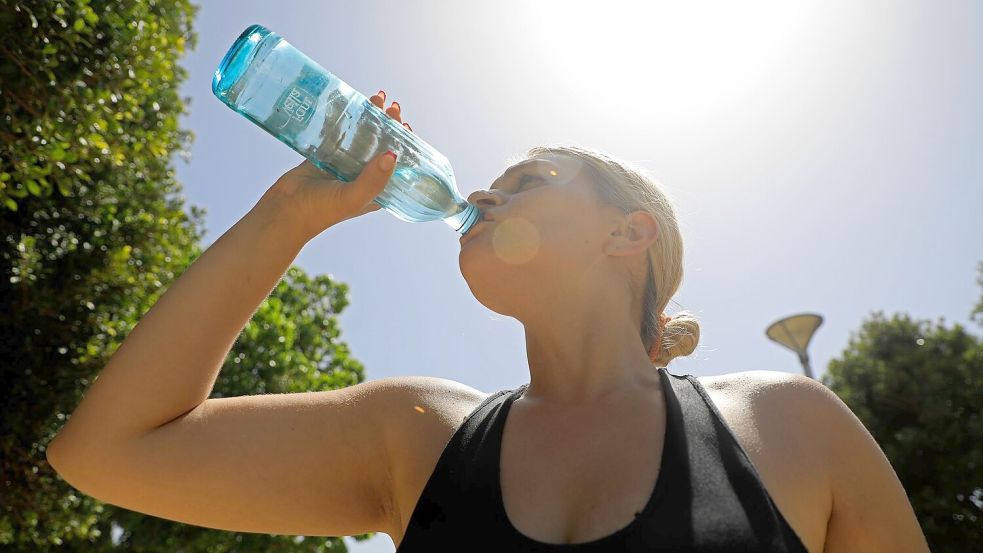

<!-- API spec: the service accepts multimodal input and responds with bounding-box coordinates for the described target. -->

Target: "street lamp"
[765,313,823,379]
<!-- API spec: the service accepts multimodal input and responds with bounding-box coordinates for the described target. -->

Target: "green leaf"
[2,197,16,211]
[26,179,41,195]
[73,18,85,32]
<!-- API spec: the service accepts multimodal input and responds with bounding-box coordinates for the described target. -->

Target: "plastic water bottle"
[211,24,481,235]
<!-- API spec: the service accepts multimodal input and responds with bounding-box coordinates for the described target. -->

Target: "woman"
[46,92,930,552]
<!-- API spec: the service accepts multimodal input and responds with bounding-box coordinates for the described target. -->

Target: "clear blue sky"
[173,1,982,550]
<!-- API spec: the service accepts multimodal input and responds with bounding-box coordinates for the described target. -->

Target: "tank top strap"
[663,369,810,551]
[396,385,518,545]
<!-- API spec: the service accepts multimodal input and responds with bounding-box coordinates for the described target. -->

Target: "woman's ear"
[603,210,659,256]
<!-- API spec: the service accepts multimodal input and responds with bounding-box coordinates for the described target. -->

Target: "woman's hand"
[257,90,415,242]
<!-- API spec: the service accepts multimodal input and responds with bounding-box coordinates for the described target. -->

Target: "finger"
[342,150,397,212]
[289,159,318,175]
[370,90,386,109]
[297,159,326,176]
[386,101,402,122]
[360,202,383,215]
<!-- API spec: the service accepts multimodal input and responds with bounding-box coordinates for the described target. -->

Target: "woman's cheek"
[491,217,541,265]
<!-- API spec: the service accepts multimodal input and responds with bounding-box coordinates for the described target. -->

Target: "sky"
[171,1,982,551]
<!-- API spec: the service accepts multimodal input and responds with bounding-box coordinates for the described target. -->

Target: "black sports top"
[394,367,810,552]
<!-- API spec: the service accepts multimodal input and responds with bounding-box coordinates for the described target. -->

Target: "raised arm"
[47,89,409,448]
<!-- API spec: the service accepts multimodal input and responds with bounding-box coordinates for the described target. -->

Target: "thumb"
[342,150,397,212]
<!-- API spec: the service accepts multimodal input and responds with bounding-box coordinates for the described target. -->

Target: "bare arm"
[758,372,933,553]
[47,140,399,454]
[45,98,417,537]
[46,90,408,452]
[45,153,407,537]
[813,381,932,552]
[47,199,308,451]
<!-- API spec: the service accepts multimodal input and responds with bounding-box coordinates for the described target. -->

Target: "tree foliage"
[1,1,374,550]
[972,260,983,327]
[821,264,983,551]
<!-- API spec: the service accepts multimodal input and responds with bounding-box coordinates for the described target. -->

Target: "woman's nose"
[466,189,505,206]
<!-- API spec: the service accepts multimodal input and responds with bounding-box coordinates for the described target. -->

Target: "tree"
[972,261,983,327]
[821,263,983,551]
[1,2,375,550]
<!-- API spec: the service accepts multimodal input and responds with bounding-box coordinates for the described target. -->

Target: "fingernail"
[391,101,400,111]
[377,90,386,100]
[379,150,397,170]
[403,122,412,131]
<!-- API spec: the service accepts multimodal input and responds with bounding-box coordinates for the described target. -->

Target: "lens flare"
[491,218,540,265]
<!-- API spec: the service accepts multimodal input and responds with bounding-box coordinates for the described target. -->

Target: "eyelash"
[490,174,539,194]
[516,175,538,190]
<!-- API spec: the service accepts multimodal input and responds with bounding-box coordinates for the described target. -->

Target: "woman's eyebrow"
[491,159,557,189]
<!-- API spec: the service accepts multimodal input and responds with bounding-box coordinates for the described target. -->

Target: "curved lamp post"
[765,313,823,379]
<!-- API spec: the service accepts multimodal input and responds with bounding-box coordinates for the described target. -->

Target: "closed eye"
[516,174,540,190]
[489,173,541,194]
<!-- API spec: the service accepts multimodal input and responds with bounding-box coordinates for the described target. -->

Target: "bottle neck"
[447,203,482,235]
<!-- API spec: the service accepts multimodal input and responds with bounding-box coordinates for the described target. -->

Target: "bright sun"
[511,1,822,130]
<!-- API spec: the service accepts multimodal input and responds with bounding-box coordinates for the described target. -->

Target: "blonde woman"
[47,91,930,552]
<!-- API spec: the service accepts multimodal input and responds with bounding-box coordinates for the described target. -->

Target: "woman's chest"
[498,398,667,545]
[391,380,830,552]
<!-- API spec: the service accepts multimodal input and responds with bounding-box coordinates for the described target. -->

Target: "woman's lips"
[459,223,485,245]
[460,213,496,245]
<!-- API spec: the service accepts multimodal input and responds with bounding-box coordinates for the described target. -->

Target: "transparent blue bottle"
[212,24,481,235]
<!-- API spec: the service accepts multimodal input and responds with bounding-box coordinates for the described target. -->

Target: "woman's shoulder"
[689,370,835,552]
[375,375,491,420]
[690,369,835,453]
[377,376,494,541]
[684,370,835,491]
[689,369,822,398]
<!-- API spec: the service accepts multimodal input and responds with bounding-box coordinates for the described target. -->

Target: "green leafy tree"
[1,1,376,551]
[821,263,983,552]
[972,261,983,327]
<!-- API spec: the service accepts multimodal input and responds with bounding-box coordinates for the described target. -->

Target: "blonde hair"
[519,144,700,367]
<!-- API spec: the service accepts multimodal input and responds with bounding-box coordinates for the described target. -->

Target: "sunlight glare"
[514,1,820,130]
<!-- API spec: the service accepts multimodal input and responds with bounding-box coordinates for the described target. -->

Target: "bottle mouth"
[456,204,483,235]
[212,24,273,96]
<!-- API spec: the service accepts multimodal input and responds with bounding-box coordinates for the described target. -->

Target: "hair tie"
[648,313,672,362]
